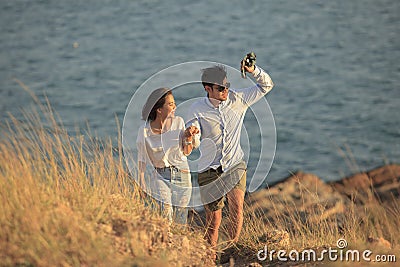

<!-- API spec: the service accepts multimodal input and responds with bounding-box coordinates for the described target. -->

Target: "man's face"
[206,77,229,102]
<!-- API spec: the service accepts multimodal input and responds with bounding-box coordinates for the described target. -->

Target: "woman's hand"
[184,125,199,140]
[183,126,199,156]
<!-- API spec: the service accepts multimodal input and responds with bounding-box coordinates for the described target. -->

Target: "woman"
[136,88,198,224]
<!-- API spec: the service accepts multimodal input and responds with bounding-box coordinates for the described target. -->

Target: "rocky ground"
[218,164,400,266]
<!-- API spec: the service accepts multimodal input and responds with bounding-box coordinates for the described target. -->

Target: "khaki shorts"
[198,161,247,211]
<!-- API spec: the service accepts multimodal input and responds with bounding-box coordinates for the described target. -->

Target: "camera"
[241,52,256,78]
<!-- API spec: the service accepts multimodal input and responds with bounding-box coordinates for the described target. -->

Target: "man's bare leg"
[205,208,222,247]
[226,188,245,243]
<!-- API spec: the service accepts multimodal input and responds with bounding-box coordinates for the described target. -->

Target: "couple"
[136,58,274,247]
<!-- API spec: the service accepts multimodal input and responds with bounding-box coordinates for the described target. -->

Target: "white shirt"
[136,116,189,171]
[187,66,274,172]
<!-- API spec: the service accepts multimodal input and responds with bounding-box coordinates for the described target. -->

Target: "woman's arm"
[182,125,199,156]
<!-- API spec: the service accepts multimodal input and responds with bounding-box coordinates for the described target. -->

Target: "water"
[1,0,399,185]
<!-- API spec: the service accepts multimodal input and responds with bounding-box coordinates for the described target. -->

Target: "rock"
[367,236,392,249]
[368,164,400,186]
[246,164,400,236]
[139,230,150,247]
[330,164,400,204]
[246,171,347,228]
[181,236,190,250]
[98,223,113,234]
[258,229,290,248]
[112,218,128,237]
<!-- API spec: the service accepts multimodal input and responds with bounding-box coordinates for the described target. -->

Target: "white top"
[187,66,274,172]
[136,116,189,171]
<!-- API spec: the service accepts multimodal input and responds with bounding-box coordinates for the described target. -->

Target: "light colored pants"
[151,167,192,224]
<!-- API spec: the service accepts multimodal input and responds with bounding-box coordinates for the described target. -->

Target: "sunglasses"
[214,82,230,92]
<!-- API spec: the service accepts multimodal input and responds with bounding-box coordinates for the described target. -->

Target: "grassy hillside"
[1,87,398,266]
[0,97,213,266]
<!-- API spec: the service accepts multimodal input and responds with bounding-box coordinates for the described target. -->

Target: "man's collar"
[205,94,230,108]
[205,97,221,108]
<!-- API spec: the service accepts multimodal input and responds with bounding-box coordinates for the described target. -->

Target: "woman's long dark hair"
[142,88,172,121]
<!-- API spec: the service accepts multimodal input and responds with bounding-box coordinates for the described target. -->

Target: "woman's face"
[158,94,176,120]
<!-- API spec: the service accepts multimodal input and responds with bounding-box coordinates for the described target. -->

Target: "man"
[187,56,274,248]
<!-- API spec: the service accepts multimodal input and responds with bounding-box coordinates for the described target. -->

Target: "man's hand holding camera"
[241,52,257,78]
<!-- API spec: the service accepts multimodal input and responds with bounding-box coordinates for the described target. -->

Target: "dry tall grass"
[1,83,398,266]
[0,85,213,266]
